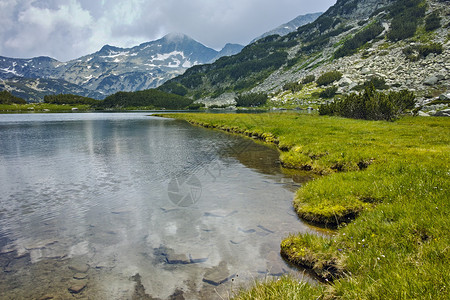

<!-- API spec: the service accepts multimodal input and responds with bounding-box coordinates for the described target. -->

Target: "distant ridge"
[250,12,322,43]
[0,33,243,101]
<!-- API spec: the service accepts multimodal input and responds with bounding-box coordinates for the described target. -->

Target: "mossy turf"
[160,112,449,299]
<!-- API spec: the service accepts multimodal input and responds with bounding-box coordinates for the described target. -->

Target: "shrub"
[319,84,415,121]
[387,0,426,41]
[316,71,342,86]
[402,43,443,61]
[283,82,303,93]
[319,86,338,98]
[301,75,316,84]
[334,21,384,58]
[235,92,268,107]
[353,76,388,91]
[425,12,441,31]
[187,103,205,110]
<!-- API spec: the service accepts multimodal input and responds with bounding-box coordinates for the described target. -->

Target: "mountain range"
[0,12,322,102]
[0,33,243,101]
[158,0,449,109]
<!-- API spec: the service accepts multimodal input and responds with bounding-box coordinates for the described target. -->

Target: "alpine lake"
[0,112,322,299]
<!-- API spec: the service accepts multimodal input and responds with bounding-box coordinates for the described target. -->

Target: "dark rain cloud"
[0,0,336,61]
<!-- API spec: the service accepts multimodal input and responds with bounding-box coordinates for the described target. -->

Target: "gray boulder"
[424,76,440,86]
[439,93,450,101]
[418,111,430,117]
[432,109,450,117]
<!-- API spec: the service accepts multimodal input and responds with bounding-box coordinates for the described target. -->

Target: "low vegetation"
[159,112,449,299]
[316,71,342,86]
[334,21,384,58]
[319,85,416,120]
[425,11,441,32]
[387,0,426,41]
[43,94,100,105]
[402,42,444,61]
[235,92,268,107]
[0,90,27,105]
[0,103,91,112]
[101,89,193,109]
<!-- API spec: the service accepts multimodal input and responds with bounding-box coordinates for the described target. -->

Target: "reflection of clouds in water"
[0,114,314,299]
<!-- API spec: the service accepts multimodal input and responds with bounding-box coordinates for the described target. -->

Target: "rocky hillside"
[160,0,449,114]
[0,33,243,101]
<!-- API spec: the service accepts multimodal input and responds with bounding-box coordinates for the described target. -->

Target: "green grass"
[0,103,92,112]
[232,275,325,300]
[159,112,450,299]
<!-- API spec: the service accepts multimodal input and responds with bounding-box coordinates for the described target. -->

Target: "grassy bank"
[0,103,92,112]
[159,112,449,299]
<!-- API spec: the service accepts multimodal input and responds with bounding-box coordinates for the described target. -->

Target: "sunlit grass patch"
[232,274,325,300]
[160,112,450,299]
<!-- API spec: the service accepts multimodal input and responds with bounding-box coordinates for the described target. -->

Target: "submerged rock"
[203,262,235,286]
[68,280,87,294]
[68,263,90,273]
[166,252,190,264]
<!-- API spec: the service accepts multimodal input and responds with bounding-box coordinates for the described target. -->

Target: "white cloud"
[0,0,336,61]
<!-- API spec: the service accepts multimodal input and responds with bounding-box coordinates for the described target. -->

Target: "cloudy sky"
[0,0,336,62]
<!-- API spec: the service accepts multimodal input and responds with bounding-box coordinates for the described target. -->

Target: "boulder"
[439,93,450,101]
[424,76,440,86]
[432,109,450,117]
[338,77,353,87]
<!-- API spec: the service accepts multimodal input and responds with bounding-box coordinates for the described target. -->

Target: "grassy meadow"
[0,103,92,112]
[160,112,449,299]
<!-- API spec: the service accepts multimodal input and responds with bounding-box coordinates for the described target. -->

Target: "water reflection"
[0,113,316,299]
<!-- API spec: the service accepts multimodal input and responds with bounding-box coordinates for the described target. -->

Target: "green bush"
[316,71,342,86]
[334,21,384,58]
[353,76,389,91]
[402,43,443,61]
[319,85,415,121]
[301,75,316,84]
[387,0,426,41]
[0,90,26,104]
[235,92,268,107]
[283,82,303,93]
[187,103,205,110]
[425,12,441,31]
[319,86,338,99]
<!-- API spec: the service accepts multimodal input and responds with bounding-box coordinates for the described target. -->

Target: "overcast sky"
[0,0,336,62]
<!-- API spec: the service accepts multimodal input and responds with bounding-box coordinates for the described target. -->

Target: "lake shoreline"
[157,112,450,299]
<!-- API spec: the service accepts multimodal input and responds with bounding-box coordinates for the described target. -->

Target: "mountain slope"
[0,33,243,101]
[250,12,323,43]
[159,0,449,107]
